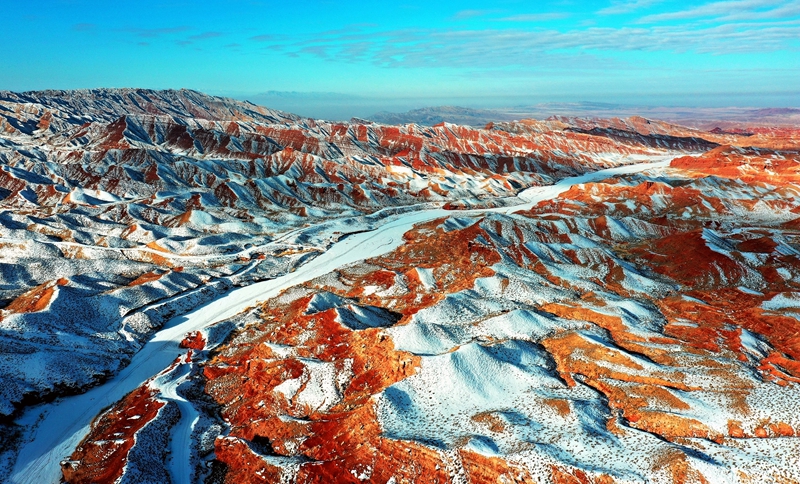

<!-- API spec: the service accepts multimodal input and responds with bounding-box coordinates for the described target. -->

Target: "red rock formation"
[179,331,206,350]
[1,278,68,317]
[672,146,800,184]
[61,385,164,484]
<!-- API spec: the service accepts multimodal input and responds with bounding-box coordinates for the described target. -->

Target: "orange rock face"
[191,141,800,482]
[1,278,68,318]
[127,271,165,287]
[200,218,512,483]
[61,385,164,484]
[179,331,206,350]
[671,145,800,184]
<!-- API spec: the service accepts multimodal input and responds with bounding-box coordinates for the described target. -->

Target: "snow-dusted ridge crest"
[0,87,300,125]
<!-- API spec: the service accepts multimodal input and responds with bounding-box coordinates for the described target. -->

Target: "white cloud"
[452,10,497,20]
[499,13,570,22]
[639,0,800,22]
[261,18,800,70]
[599,0,664,15]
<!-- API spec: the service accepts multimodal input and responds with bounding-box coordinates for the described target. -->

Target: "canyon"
[1,89,799,483]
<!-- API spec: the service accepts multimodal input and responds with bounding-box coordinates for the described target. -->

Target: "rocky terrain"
[1,88,799,483]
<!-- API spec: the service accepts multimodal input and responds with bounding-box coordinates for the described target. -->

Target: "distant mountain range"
[369,103,800,129]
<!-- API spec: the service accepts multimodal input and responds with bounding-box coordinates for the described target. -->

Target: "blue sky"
[2,0,799,117]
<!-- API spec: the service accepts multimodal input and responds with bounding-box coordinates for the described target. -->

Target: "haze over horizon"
[3,0,799,119]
